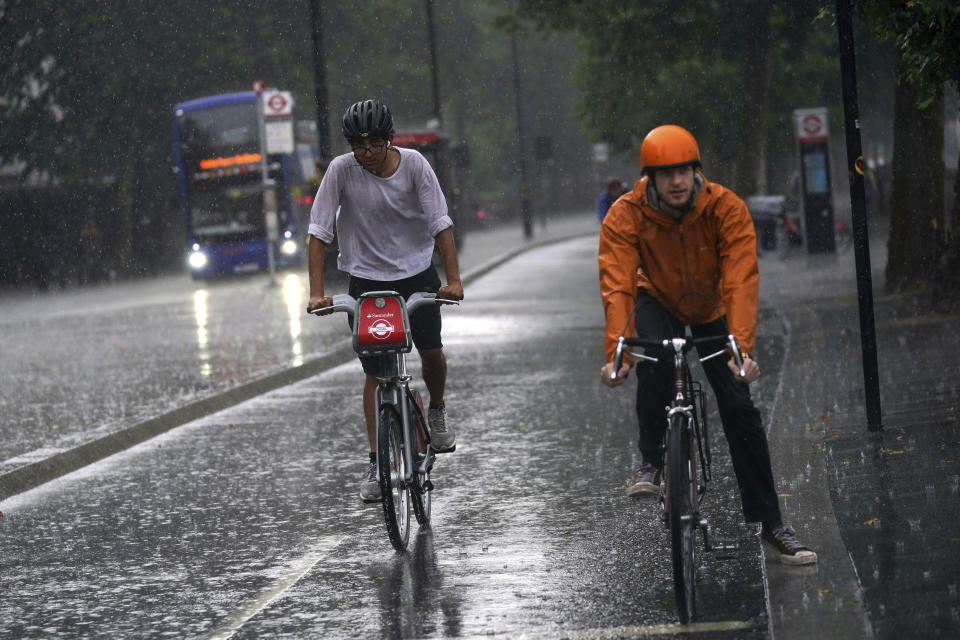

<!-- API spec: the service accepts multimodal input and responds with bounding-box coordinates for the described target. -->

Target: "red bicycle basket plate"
[356,296,409,350]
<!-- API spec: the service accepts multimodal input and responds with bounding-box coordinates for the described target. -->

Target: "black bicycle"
[313,291,458,551]
[613,330,742,624]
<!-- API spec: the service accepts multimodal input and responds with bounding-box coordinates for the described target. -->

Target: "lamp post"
[425,0,442,127]
[509,11,533,239]
[309,0,332,162]
[835,0,882,431]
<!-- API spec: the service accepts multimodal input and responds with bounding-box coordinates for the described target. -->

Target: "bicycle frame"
[615,333,741,512]
[374,350,430,484]
[318,290,456,485]
[613,331,742,622]
[312,290,458,551]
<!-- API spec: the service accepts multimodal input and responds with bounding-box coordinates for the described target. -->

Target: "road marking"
[203,535,346,640]
[417,620,757,640]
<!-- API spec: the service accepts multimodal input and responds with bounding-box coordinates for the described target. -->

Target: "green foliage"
[1,0,590,221]
[857,0,960,107]
[508,0,849,192]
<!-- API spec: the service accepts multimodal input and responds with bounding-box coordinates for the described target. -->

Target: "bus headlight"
[188,250,208,270]
[280,239,298,255]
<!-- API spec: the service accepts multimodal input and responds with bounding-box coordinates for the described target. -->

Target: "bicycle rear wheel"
[378,405,411,552]
[667,413,697,624]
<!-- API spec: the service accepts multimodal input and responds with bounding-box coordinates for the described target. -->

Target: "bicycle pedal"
[710,539,739,559]
[422,479,434,492]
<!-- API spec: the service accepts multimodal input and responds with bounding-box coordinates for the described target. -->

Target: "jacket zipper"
[678,224,695,295]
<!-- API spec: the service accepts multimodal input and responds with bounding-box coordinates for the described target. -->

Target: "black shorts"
[347,266,443,374]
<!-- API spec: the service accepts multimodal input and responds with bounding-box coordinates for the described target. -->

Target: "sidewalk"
[758,219,960,639]
[0,213,600,501]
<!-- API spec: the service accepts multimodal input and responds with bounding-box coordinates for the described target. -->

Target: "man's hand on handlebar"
[436,281,464,301]
[600,361,631,388]
[728,356,760,384]
[306,295,334,315]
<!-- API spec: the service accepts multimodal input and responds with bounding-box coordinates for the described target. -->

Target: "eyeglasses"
[350,140,387,155]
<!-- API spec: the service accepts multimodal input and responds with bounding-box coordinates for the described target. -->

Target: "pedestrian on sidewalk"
[598,177,628,223]
[305,99,464,503]
[597,124,817,565]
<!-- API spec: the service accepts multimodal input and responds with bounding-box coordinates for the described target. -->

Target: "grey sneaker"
[761,524,818,565]
[625,463,661,498]
[428,403,456,452]
[360,460,381,503]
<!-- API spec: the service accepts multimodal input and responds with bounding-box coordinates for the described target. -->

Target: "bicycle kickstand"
[701,521,738,559]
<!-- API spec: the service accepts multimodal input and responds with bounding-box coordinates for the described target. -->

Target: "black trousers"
[632,293,782,525]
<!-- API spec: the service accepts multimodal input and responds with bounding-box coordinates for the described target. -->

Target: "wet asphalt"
[2,233,774,639]
[3,212,958,639]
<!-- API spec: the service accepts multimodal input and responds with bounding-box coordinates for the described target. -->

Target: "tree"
[0,1,297,275]
[857,1,960,293]
[504,0,842,195]
[2,1,597,286]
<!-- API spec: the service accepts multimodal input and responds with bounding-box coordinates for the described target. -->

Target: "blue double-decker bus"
[172,92,303,279]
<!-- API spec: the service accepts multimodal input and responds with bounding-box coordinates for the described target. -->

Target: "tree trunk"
[938,96,960,295]
[885,58,944,293]
[732,2,772,195]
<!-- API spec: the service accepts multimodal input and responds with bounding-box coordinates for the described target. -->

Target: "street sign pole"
[254,82,278,287]
[835,0,882,431]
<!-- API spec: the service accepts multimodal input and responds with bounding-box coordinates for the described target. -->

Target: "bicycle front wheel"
[667,413,697,624]
[378,405,411,552]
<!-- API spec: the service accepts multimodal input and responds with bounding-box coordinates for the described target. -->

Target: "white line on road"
[203,535,346,640]
[416,620,757,640]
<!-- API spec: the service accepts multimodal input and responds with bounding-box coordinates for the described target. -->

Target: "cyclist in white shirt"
[306,100,463,503]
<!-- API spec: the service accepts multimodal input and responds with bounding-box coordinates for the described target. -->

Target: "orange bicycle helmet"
[639,125,701,175]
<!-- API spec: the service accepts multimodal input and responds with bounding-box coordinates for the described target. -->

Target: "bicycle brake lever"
[728,334,745,378]
[612,337,625,379]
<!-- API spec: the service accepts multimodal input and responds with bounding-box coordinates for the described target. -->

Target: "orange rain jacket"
[598,173,759,363]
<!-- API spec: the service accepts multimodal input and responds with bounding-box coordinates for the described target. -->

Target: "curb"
[0,230,592,502]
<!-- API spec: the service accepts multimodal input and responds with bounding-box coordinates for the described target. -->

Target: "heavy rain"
[1,2,959,639]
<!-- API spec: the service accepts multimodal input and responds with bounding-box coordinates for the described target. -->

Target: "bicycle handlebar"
[308,291,460,322]
[612,334,745,380]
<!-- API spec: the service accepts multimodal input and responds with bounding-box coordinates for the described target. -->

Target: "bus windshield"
[178,102,259,169]
[189,179,265,241]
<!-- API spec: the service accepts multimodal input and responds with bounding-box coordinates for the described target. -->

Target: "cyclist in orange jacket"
[598,125,816,565]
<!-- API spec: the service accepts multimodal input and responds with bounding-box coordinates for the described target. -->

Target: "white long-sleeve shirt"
[307,147,453,281]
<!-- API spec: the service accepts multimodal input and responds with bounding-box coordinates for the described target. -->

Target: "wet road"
[0,237,783,638]
[0,269,346,473]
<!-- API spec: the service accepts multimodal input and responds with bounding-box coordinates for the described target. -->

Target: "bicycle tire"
[378,405,411,552]
[410,400,432,526]
[667,412,697,624]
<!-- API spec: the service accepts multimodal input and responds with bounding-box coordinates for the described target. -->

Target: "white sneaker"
[625,463,661,498]
[429,403,456,452]
[359,460,381,503]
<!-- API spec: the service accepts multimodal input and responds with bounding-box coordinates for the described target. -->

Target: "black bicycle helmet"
[341,100,394,140]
